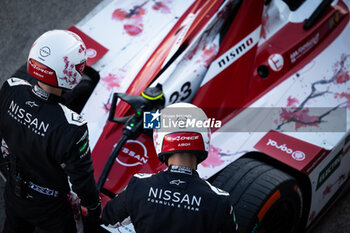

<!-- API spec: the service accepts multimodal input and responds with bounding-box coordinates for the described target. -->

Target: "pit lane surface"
[0,0,350,232]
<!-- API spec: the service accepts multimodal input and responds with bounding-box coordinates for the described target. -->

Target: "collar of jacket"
[167,165,198,176]
[31,85,62,103]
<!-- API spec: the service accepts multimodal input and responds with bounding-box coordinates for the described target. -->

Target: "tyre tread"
[213,157,301,233]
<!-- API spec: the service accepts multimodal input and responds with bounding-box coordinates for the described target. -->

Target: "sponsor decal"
[163,132,204,151]
[316,150,342,190]
[292,151,306,161]
[28,59,57,86]
[266,139,306,161]
[254,131,324,173]
[169,179,186,186]
[86,48,97,58]
[39,46,51,57]
[290,33,319,63]
[268,53,284,72]
[8,100,49,137]
[28,59,55,76]
[166,135,199,142]
[201,26,261,86]
[147,187,201,212]
[217,37,254,68]
[25,101,39,108]
[116,140,148,167]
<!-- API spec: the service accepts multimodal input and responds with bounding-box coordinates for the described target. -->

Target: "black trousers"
[2,185,77,233]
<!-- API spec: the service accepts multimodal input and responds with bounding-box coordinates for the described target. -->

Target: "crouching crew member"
[102,103,237,233]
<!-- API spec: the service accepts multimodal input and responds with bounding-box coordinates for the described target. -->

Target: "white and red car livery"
[63,0,350,232]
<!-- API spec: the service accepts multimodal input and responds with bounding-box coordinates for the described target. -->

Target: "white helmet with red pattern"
[153,103,211,164]
[27,30,87,89]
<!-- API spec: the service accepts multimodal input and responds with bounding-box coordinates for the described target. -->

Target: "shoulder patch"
[7,77,31,87]
[134,173,154,179]
[58,103,86,126]
[204,181,230,196]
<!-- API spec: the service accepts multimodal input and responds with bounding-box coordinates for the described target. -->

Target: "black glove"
[82,201,102,233]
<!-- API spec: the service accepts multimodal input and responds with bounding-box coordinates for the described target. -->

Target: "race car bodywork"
[65,0,350,232]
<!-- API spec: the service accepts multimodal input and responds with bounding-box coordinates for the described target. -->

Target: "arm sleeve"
[0,81,7,140]
[220,197,238,233]
[0,81,9,152]
[102,178,135,228]
[62,125,100,208]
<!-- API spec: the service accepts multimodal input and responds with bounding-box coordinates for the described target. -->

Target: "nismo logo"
[217,37,254,68]
[201,26,261,86]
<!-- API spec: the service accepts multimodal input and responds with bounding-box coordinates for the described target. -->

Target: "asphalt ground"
[0,0,350,232]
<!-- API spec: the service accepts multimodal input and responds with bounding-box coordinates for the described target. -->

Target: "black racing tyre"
[212,157,303,233]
